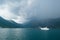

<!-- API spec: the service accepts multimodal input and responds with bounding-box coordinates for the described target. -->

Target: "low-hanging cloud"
[0,0,60,24]
[0,0,35,24]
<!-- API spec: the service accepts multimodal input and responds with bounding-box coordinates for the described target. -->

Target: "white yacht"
[39,26,49,30]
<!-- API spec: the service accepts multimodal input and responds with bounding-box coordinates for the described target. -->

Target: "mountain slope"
[0,17,22,28]
[24,18,60,29]
[0,17,60,28]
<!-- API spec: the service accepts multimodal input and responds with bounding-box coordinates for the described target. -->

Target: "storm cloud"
[0,0,60,24]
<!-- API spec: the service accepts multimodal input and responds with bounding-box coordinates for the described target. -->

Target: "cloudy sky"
[0,0,60,24]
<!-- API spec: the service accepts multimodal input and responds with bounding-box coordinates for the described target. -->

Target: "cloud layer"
[0,0,34,24]
[0,0,60,24]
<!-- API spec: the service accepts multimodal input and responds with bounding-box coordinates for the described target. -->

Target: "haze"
[0,0,60,24]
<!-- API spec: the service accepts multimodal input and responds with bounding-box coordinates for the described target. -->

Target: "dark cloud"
[0,0,60,23]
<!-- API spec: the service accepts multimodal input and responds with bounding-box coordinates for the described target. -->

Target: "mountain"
[24,18,60,29]
[0,17,60,28]
[0,17,22,28]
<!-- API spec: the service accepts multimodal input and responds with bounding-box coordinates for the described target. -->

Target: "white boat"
[39,26,49,30]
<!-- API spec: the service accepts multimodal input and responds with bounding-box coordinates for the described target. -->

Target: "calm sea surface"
[0,28,60,40]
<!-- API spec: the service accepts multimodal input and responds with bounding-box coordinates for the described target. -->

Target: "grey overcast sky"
[0,0,60,23]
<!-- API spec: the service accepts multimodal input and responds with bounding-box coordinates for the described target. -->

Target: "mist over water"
[0,0,60,40]
[0,0,60,39]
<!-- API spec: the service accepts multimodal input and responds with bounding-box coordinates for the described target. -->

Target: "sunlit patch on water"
[0,28,27,40]
[0,28,59,40]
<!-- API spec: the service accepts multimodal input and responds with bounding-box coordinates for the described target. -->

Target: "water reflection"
[0,28,60,40]
[0,28,27,40]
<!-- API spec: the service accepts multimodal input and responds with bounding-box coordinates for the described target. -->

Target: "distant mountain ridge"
[0,17,22,28]
[24,18,60,29]
[0,17,60,28]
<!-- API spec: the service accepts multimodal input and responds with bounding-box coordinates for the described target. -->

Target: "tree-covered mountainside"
[0,17,60,28]
[0,17,22,28]
[24,18,60,29]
